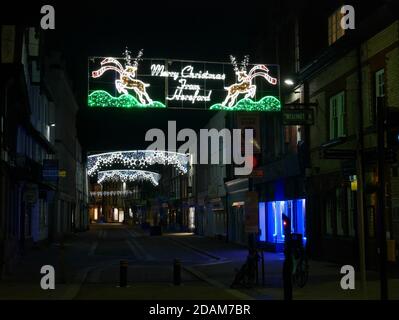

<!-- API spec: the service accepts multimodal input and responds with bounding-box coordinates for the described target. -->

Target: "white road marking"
[125,239,144,260]
[88,241,98,256]
[125,229,155,261]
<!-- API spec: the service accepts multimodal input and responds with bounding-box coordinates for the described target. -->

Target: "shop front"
[258,198,306,251]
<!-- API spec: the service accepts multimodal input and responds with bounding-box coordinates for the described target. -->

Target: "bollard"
[120,260,128,287]
[283,236,293,300]
[261,250,265,286]
[255,254,259,286]
[282,214,293,300]
[173,259,181,286]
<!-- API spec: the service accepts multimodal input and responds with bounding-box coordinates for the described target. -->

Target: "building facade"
[0,25,88,276]
[279,0,399,266]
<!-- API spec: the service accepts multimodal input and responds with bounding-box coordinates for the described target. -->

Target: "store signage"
[282,109,314,125]
[42,159,59,182]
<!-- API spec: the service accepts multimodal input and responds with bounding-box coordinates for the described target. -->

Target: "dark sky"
[4,0,277,152]
[41,0,273,59]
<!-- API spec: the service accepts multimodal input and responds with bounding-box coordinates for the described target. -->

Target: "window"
[370,69,385,124]
[375,69,385,99]
[336,189,344,236]
[329,92,346,139]
[367,206,375,237]
[347,188,355,237]
[326,197,334,235]
[328,8,345,45]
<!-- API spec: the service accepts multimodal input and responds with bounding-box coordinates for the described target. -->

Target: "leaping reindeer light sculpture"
[92,48,153,105]
[222,55,277,108]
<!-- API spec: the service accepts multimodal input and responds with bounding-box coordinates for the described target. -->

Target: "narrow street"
[1,224,398,300]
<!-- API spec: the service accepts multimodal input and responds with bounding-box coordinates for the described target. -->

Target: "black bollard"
[256,254,259,286]
[261,250,265,286]
[120,260,128,287]
[173,259,181,286]
[283,254,293,300]
[282,214,293,300]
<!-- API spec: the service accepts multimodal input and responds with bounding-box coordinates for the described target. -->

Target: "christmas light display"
[219,55,278,108]
[90,48,161,108]
[88,90,165,108]
[90,190,134,197]
[151,64,226,81]
[87,150,189,176]
[97,170,161,186]
[210,95,281,111]
[89,50,281,112]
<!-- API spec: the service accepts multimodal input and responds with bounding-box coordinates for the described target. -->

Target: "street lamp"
[284,79,295,86]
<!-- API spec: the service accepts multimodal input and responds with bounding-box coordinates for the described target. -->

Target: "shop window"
[347,188,356,237]
[336,188,345,236]
[326,197,334,235]
[259,199,306,245]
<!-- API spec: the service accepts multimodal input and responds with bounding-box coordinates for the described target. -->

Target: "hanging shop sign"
[282,109,314,125]
[88,49,281,112]
[42,159,59,182]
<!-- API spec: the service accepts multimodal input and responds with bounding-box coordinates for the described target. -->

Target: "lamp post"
[376,96,388,300]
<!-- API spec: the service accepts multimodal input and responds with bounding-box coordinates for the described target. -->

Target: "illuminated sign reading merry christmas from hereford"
[88,48,281,112]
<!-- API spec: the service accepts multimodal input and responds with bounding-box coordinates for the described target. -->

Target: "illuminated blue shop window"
[258,198,306,245]
[259,202,266,242]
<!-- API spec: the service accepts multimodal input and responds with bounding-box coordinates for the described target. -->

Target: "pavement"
[0,223,398,300]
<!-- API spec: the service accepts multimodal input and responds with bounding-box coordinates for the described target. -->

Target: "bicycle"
[230,249,259,288]
[290,234,309,288]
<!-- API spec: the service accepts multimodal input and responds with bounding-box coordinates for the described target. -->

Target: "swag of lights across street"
[97,170,161,186]
[87,150,190,176]
[90,190,134,197]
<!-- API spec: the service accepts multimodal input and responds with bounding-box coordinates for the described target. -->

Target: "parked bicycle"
[230,248,259,288]
[290,233,309,288]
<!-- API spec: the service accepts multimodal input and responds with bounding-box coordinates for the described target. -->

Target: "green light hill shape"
[88,90,166,109]
[210,96,281,112]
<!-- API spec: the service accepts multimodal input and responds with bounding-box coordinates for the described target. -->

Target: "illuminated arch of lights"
[90,191,134,197]
[87,150,189,176]
[97,169,161,186]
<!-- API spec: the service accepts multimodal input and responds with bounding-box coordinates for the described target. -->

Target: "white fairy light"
[87,150,189,177]
[124,47,132,66]
[97,169,161,186]
[90,190,134,197]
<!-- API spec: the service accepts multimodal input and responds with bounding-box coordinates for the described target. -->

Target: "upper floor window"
[329,91,346,140]
[370,69,385,124]
[328,8,345,45]
[375,68,385,100]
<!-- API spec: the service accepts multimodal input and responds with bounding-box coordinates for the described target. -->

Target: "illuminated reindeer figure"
[222,55,277,107]
[92,49,153,104]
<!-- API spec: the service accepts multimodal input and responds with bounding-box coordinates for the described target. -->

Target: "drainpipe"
[356,44,367,297]
[302,80,311,255]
